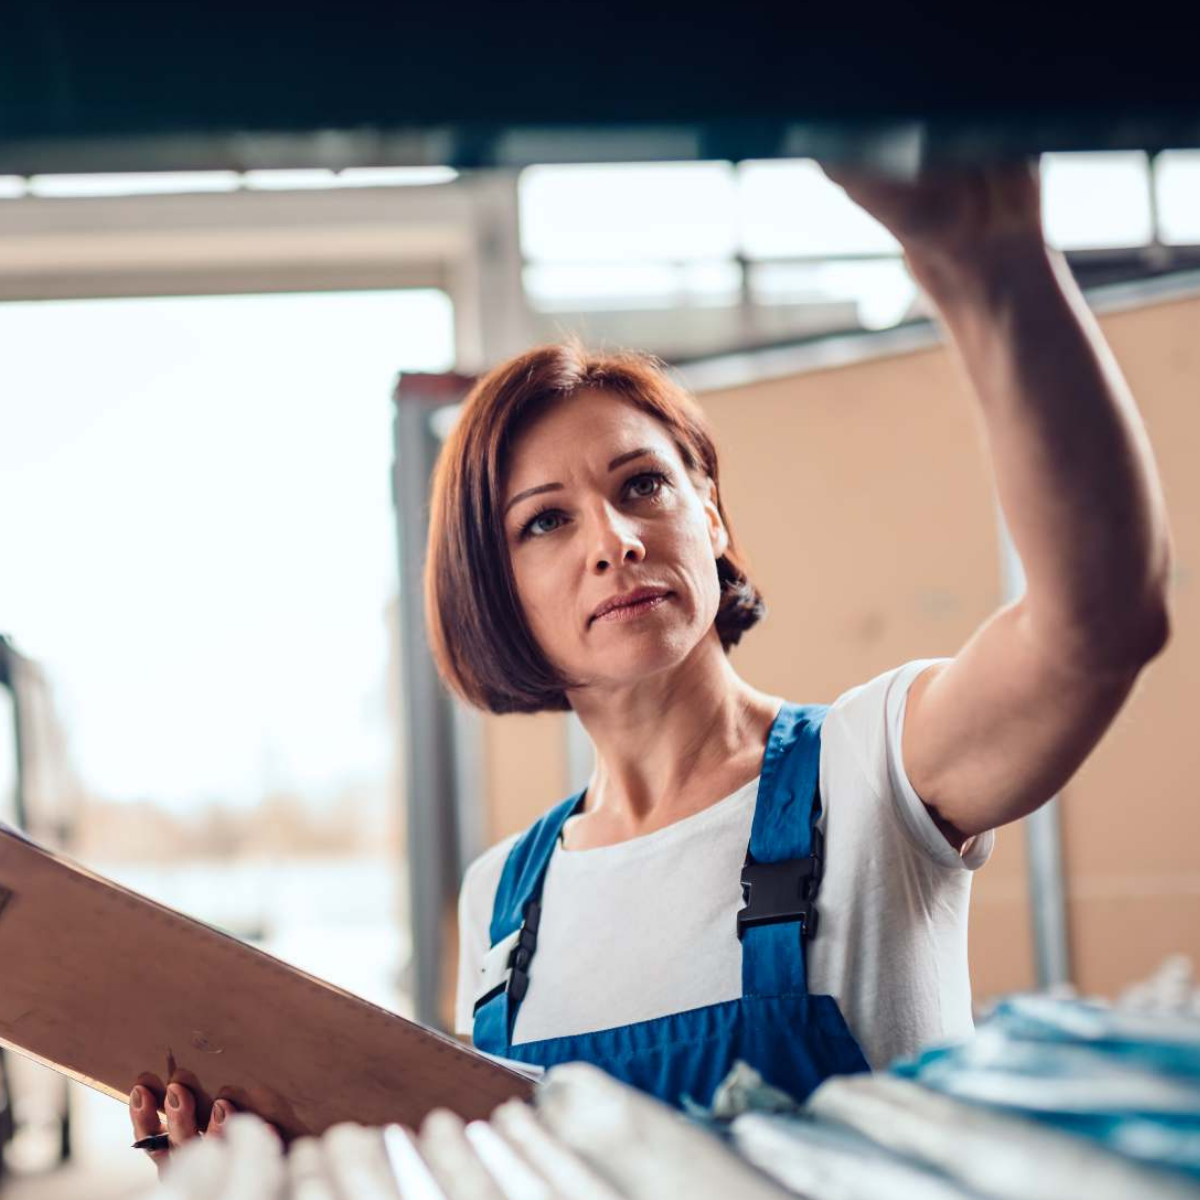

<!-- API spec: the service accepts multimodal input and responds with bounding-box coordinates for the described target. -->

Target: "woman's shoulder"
[821,658,946,769]
[461,831,521,900]
[816,657,945,787]
[458,833,521,957]
[826,658,945,724]
[818,657,993,870]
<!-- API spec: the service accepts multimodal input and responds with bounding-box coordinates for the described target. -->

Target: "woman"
[437,162,1171,1104]
[131,161,1172,1158]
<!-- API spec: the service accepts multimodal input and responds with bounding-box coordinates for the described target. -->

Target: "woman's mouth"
[591,589,673,624]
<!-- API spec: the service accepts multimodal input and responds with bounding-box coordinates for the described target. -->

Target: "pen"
[132,1133,171,1152]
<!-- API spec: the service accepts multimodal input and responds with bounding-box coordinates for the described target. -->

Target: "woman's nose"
[589,509,645,573]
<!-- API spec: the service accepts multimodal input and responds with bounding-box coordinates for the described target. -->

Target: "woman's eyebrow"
[607,447,654,471]
[503,448,659,516]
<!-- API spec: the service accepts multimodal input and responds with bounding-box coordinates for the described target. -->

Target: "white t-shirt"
[455,660,994,1071]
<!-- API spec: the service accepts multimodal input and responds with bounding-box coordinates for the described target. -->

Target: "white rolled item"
[417,1108,509,1200]
[488,1099,624,1200]
[320,1122,402,1200]
[286,1136,340,1200]
[535,1062,789,1200]
[732,1111,980,1200]
[382,1125,451,1200]
[224,1115,289,1200]
[151,1134,234,1200]
[464,1118,556,1200]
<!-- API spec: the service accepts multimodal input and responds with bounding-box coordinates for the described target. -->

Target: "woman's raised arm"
[821,160,1172,847]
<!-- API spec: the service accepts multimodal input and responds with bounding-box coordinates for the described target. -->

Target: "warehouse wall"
[1056,291,1200,996]
[476,283,1200,1007]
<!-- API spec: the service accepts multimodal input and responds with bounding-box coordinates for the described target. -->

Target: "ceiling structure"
[3,2,1199,175]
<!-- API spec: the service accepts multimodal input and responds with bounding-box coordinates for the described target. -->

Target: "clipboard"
[0,822,533,1138]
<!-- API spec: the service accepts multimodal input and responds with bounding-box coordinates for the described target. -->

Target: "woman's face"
[503,389,729,693]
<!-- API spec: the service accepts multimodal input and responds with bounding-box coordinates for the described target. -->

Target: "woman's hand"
[817,158,1045,297]
[129,1081,239,1179]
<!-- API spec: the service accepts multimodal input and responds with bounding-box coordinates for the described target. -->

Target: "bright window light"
[523,261,742,311]
[20,167,458,200]
[336,167,458,187]
[519,162,738,263]
[28,172,242,198]
[750,259,917,330]
[1041,152,1153,250]
[243,168,459,190]
[1155,151,1200,244]
[0,289,453,811]
[739,160,901,259]
[243,169,340,190]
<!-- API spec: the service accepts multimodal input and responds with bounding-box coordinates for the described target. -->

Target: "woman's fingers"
[129,1083,164,1140]
[129,1085,170,1165]
[164,1082,200,1146]
[206,1097,240,1139]
[129,1078,246,1182]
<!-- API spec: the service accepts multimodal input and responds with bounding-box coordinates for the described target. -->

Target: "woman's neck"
[565,634,780,845]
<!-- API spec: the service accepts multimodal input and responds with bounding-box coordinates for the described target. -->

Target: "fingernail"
[131,1087,144,1110]
[212,1101,225,1124]
[167,1086,181,1110]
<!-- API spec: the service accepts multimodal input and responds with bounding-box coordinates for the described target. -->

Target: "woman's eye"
[626,472,665,499]
[523,510,565,538]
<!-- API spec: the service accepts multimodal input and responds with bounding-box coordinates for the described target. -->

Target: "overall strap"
[739,703,827,998]
[473,790,583,1053]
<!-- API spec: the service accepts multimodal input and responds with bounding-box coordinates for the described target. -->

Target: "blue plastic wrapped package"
[891,995,1200,1180]
[807,1072,1199,1200]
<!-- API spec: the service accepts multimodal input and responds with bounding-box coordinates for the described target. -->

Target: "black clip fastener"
[505,899,541,1005]
[736,828,824,942]
[472,899,542,1015]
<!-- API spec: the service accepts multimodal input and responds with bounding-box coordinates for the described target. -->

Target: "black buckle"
[737,832,823,942]
[471,899,542,1015]
[506,899,541,1004]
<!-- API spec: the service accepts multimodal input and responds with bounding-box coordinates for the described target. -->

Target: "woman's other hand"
[129,1081,238,1178]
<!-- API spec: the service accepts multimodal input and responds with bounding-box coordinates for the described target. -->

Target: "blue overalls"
[472,703,871,1108]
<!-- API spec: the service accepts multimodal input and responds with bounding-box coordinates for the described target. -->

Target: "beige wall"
[1055,294,1200,995]
[482,711,569,846]
[477,287,1200,1005]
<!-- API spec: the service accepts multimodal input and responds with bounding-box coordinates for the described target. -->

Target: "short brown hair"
[425,341,765,713]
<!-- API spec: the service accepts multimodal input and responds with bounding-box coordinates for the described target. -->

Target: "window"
[1155,151,1200,244]
[1041,152,1154,250]
[738,159,900,259]
[519,162,738,262]
[0,287,454,1011]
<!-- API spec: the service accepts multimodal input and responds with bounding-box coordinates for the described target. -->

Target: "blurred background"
[2,3,1199,1195]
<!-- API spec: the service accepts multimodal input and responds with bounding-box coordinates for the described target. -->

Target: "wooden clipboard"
[0,823,533,1138]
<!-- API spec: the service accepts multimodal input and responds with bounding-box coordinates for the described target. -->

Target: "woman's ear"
[700,478,730,559]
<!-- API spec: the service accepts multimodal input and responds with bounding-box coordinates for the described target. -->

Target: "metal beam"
[390,373,476,1027]
[5,115,1200,177]
[0,182,471,304]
